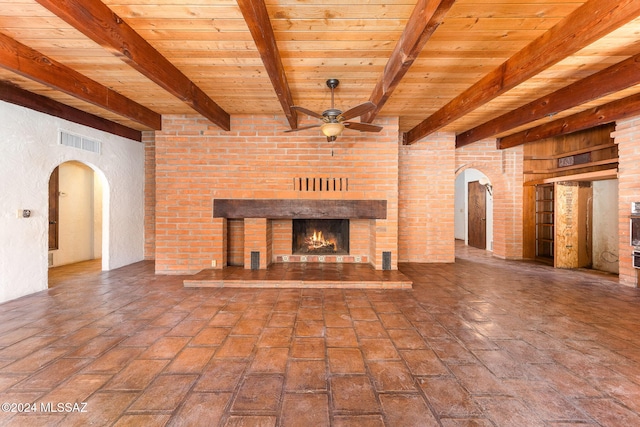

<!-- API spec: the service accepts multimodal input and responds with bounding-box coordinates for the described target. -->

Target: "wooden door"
[468,181,486,249]
[554,182,592,269]
[48,166,59,250]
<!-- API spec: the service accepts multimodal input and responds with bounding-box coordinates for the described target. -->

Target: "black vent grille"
[382,251,392,270]
[250,251,260,270]
[294,177,348,192]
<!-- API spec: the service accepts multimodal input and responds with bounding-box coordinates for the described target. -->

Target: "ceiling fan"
[286,79,383,141]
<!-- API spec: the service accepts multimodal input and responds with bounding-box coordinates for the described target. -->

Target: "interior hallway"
[0,245,639,426]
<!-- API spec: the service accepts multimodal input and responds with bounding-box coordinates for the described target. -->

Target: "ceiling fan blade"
[338,101,376,121]
[284,124,321,133]
[291,105,324,120]
[343,121,383,132]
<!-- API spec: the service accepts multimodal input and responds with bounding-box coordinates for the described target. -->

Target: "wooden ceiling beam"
[498,92,640,149]
[0,31,160,130]
[0,80,142,141]
[237,0,297,129]
[403,0,640,145]
[457,51,640,147]
[35,0,230,131]
[362,0,455,124]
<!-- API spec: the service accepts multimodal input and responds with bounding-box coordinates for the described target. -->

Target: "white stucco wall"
[0,101,145,303]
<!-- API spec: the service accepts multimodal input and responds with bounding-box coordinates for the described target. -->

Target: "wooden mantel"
[213,199,387,219]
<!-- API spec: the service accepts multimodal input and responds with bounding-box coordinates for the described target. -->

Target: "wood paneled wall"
[522,123,617,260]
[523,123,617,184]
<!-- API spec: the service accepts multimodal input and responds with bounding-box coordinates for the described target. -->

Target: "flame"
[305,229,336,250]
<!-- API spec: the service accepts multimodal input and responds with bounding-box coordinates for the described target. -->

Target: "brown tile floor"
[1,245,639,426]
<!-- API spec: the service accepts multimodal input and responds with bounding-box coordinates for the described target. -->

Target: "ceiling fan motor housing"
[326,78,340,89]
[323,108,342,121]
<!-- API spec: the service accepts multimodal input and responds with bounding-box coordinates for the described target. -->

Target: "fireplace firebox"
[292,219,349,255]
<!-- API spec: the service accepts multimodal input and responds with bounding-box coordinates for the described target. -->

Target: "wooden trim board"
[213,199,387,219]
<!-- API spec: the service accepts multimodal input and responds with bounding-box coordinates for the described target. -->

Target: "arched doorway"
[48,161,109,284]
[454,168,494,251]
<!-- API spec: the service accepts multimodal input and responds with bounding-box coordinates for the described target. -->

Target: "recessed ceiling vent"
[59,130,101,154]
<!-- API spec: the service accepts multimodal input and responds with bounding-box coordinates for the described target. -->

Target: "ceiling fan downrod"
[325,79,340,118]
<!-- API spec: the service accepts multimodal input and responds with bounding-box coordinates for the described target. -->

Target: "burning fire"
[305,230,336,251]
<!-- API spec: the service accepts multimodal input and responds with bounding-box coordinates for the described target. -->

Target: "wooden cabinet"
[535,184,554,262]
[533,182,595,268]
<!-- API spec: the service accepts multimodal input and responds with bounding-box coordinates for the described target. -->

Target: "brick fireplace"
[154,114,400,273]
[212,198,387,269]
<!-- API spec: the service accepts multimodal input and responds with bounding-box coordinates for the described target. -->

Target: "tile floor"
[1,245,639,426]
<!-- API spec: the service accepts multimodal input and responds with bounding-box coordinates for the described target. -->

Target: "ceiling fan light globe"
[321,122,344,137]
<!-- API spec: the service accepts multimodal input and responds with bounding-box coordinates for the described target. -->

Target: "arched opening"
[47,161,109,285]
[454,168,494,251]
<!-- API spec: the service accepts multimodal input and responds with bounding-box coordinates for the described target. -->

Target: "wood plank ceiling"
[0,0,639,146]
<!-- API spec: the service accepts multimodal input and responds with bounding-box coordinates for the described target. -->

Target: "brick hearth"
[184,263,412,289]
